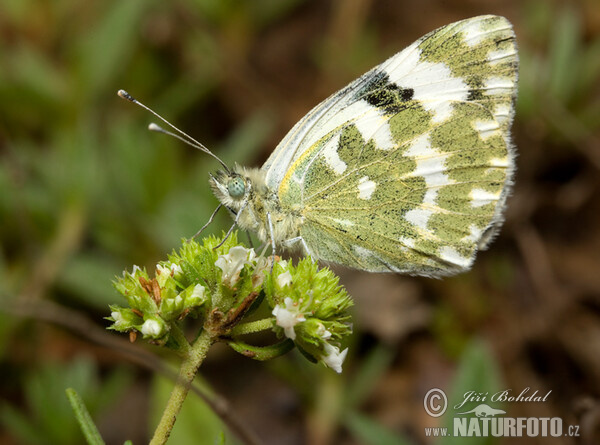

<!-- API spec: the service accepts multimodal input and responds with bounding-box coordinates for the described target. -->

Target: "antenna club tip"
[117,89,134,101]
[148,123,162,132]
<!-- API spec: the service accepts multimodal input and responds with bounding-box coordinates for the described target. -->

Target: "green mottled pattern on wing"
[276,15,517,275]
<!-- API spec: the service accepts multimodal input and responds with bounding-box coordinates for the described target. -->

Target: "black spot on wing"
[399,87,414,102]
[466,77,485,101]
[467,88,484,101]
[356,71,414,113]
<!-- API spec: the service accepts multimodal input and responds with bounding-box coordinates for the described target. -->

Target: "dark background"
[1,0,599,444]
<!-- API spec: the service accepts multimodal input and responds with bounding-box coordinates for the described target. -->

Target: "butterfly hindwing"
[272,15,517,276]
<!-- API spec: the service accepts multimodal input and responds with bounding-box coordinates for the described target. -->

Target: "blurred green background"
[1,0,600,444]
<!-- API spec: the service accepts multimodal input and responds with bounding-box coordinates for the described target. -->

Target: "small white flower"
[215,246,256,287]
[252,255,270,288]
[316,322,332,340]
[169,263,183,275]
[188,284,206,304]
[156,264,170,275]
[156,263,183,287]
[272,297,306,340]
[321,343,348,374]
[190,284,204,300]
[111,311,125,327]
[124,265,142,277]
[277,270,293,288]
[141,319,163,337]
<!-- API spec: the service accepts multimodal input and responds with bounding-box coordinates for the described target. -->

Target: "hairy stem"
[149,329,213,445]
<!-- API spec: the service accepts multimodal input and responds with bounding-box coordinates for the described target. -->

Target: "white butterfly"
[121,15,518,277]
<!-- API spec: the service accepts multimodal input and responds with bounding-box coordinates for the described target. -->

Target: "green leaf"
[577,37,600,101]
[547,7,580,103]
[226,338,294,360]
[345,344,394,409]
[65,388,106,445]
[438,338,503,445]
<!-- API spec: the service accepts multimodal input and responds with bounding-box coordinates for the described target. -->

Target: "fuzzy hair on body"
[209,165,304,248]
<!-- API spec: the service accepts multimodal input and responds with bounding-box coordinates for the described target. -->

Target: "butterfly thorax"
[209,166,303,246]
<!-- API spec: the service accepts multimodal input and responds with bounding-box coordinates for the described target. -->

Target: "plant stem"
[149,329,214,445]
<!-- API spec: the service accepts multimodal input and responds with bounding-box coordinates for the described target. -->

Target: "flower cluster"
[108,262,207,344]
[107,232,353,372]
[107,232,263,345]
[266,259,353,373]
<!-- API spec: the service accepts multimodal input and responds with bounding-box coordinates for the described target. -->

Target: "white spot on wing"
[404,134,454,206]
[473,119,501,141]
[352,245,374,261]
[463,224,484,242]
[383,46,468,123]
[483,77,514,96]
[357,176,376,200]
[312,100,375,148]
[470,188,499,207]
[427,101,456,123]
[354,110,394,150]
[493,103,511,125]
[462,17,513,48]
[405,208,434,230]
[331,218,355,227]
[404,133,431,157]
[399,237,416,251]
[489,157,508,167]
[462,21,486,47]
[321,132,346,174]
[487,47,517,66]
[439,246,473,268]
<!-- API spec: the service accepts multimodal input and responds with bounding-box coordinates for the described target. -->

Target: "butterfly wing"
[268,15,518,276]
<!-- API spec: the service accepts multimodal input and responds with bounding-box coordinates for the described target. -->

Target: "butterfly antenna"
[117,89,230,173]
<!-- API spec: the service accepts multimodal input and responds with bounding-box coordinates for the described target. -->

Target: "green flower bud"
[112,265,157,314]
[107,306,143,332]
[159,293,186,321]
[140,316,168,339]
[184,283,207,307]
[155,262,182,288]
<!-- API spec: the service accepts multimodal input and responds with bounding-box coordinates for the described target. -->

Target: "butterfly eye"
[227,176,246,199]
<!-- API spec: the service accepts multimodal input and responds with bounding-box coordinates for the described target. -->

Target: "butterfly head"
[209,170,250,212]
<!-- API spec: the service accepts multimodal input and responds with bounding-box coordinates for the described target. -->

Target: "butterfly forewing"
[272,15,517,276]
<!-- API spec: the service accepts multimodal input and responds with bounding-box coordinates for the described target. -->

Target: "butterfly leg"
[214,201,248,249]
[190,204,222,241]
[267,212,277,272]
[283,236,311,257]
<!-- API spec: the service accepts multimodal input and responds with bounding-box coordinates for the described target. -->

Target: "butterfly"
[121,15,518,277]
